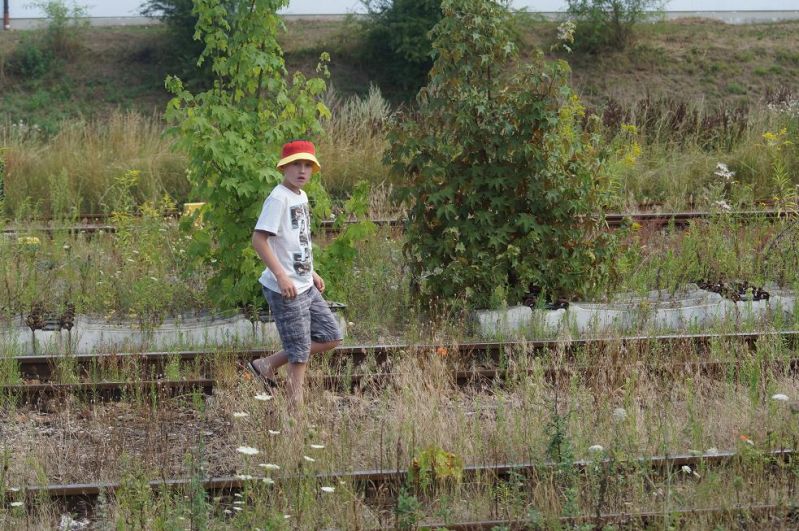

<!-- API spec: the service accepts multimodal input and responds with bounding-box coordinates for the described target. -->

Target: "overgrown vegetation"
[565,0,663,52]
[141,0,233,83]
[356,0,442,100]
[5,0,87,79]
[2,9,799,530]
[389,0,617,308]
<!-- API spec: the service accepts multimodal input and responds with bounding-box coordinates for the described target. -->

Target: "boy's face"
[281,160,315,192]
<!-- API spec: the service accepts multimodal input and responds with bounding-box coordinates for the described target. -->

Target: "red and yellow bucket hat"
[276,140,321,174]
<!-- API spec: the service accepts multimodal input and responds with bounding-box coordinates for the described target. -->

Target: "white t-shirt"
[254,184,314,294]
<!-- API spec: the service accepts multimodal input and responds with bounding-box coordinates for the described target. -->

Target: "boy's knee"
[323,339,342,352]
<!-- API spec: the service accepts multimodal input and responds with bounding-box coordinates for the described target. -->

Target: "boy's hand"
[277,273,297,299]
[312,272,325,293]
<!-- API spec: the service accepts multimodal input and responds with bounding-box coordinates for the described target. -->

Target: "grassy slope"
[0,26,175,130]
[1,17,798,126]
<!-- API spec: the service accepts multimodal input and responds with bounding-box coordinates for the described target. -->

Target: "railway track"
[13,329,799,381]
[422,503,799,530]
[2,209,795,236]
[6,356,799,403]
[0,378,215,401]
[6,449,795,518]
[6,330,799,403]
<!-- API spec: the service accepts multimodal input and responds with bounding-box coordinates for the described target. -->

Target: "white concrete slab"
[1,313,347,355]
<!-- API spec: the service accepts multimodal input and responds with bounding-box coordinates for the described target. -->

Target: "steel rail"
[2,209,795,236]
[6,449,795,511]
[14,329,799,381]
[7,354,799,404]
[422,503,798,530]
[1,378,214,402]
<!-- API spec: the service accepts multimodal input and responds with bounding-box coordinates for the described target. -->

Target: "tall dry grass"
[316,85,392,196]
[608,98,799,211]
[1,110,188,218]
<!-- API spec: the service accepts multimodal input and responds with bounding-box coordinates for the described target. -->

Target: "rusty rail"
[5,449,795,513]
[2,209,795,237]
[13,330,799,382]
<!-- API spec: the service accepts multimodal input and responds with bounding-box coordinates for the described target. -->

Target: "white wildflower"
[236,446,259,456]
[254,393,273,401]
[310,444,325,449]
[268,430,281,436]
[612,407,627,422]
[233,412,249,418]
[258,463,280,470]
[10,501,23,508]
[713,200,732,211]
[235,474,253,480]
[772,393,789,401]
[233,506,243,512]
[303,455,316,462]
[588,445,604,452]
[320,486,335,493]
[714,162,735,181]
[262,477,275,485]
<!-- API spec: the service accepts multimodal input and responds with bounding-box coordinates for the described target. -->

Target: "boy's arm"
[252,230,297,299]
[311,270,325,293]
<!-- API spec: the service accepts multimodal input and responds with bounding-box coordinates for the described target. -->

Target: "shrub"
[8,33,53,78]
[388,0,617,309]
[141,0,230,82]
[7,1,86,78]
[565,0,662,53]
[357,0,443,100]
[29,0,88,59]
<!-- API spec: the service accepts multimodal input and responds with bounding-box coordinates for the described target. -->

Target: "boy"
[248,140,342,408]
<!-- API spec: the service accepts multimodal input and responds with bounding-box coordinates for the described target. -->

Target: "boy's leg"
[252,351,288,379]
[308,286,343,352]
[252,287,312,385]
[286,361,308,409]
[254,340,339,379]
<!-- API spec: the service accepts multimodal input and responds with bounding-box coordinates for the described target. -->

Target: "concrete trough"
[1,313,347,355]
[472,284,794,338]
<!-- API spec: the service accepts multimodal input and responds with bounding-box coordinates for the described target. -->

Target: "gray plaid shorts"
[263,285,343,363]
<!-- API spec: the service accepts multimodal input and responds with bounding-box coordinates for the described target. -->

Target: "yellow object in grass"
[182,202,206,216]
[182,202,206,227]
[17,236,41,246]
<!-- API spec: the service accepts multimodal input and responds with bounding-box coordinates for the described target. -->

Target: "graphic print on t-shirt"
[290,204,311,276]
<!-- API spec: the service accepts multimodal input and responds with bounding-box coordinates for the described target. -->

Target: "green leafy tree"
[388,0,617,309]
[358,0,442,100]
[566,0,663,52]
[141,0,234,82]
[165,0,331,309]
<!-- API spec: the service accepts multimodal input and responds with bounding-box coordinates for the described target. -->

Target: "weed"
[115,454,156,528]
[726,82,747,95]
[395,487,423,529]
[7,33,53,79]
